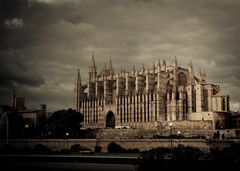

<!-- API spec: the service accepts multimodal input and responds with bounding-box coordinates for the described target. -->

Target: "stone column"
[196,84,203,112]
[178,92,183,121]
[187,85,193,114]
[167,92,171,121]
[171,92,177,121]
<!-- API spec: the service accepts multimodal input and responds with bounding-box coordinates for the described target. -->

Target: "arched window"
[222,98,225,111]
[178,72,187,86]
[106,111,115,128]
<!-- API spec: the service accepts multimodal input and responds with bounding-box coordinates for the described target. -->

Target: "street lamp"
[65,132,69,149]
[177,131,181,146]
[169,122,173,151]
[25,124,29,136]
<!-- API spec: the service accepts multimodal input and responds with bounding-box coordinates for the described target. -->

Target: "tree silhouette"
[44,108,83,138]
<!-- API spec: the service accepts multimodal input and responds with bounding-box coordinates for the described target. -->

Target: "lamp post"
[177,131,181,146]
[6,113,8,145]
[65,132,69,149]
[169,122,173,151]
[24,124,29,147]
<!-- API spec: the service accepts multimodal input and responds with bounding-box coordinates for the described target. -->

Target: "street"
[0,161,137,171]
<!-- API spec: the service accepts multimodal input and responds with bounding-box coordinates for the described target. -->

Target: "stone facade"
[3,137,236,153]
[74,53,230,129]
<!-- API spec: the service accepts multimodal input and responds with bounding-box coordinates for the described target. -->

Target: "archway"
[106,111,115,128]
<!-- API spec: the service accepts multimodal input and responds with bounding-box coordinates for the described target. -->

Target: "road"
[0,155,138,171]
[0,161,137,171]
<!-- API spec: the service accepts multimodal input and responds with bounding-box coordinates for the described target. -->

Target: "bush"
[0,144,17,154]
[140,146,204,160]
[34,144,51,154]
[59,148,71,154]
[141,147,171,159]
[173,146,204,160]
[95,145,102,153]
[126,148,140,153]
[70,144,91,152]
[107,142,140,153]
[108,142,125,153]
[210,143,240,161]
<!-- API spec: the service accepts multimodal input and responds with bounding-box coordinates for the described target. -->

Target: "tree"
[0,112,25,139]
[44,108,83,138]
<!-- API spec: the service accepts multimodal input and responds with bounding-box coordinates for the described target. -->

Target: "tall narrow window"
[192,89,196,112]
[203,89,208,111]
[222,98,226,111]
[178,72,187,86]
[227,97,230,111]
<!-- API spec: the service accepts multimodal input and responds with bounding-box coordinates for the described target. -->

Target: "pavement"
[0,155,138,171]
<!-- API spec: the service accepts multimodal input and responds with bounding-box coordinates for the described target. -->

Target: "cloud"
[4,18,23,28]
[0,0,239,112]
[0,49,45,87]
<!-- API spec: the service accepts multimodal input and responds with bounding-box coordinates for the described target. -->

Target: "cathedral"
[74,52,231,130]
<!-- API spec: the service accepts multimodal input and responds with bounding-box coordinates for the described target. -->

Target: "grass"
[70,152,140,157]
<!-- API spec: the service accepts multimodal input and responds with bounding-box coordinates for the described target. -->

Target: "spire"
[172,56,178,67]
[187,60,194,85]
[142,63,145,73]
[198,67,202,78]
[132,65,136,76]
[199,67,206,82]
[89,51,97,73]
[109,56,113,69]
[74,68,82,111]
[152,61,155,73]
[77,68,81,83]
[161,59,166,71]
[103,63,107,73]
[188,59,193,72]
[89,51,97,81]
[157,59,161,72]
[108,56,114,75]
[202,68,206,78]
[158,59,161,67]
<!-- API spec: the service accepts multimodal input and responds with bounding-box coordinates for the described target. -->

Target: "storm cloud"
[0,0,240,111]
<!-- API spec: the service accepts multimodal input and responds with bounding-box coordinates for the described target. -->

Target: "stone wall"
[97,128,240,140]
[119,121,159,130]
[98,139,211,152]
[1,129,239,153]
[98,128,157,139]
[1,138,237,153]
[159,120,213,130]
[0,139,97,152]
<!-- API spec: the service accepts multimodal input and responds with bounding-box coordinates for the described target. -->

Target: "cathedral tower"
[73,69,83,112]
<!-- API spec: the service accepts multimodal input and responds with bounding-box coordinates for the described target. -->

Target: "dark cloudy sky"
[0,0,240,112]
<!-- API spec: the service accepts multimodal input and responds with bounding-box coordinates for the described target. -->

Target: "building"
[11,92,26,110]
[0,93,48,128]
[74,53,231,130]
[232,111,240,129]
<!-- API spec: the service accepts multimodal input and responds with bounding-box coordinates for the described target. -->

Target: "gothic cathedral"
[74,52,230,130]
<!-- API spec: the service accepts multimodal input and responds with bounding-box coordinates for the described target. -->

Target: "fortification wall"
[1,138,237,153]
[98,128,157,139]
[1,129,239,153]
[160,120,213,130]
[107,120,213,130]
